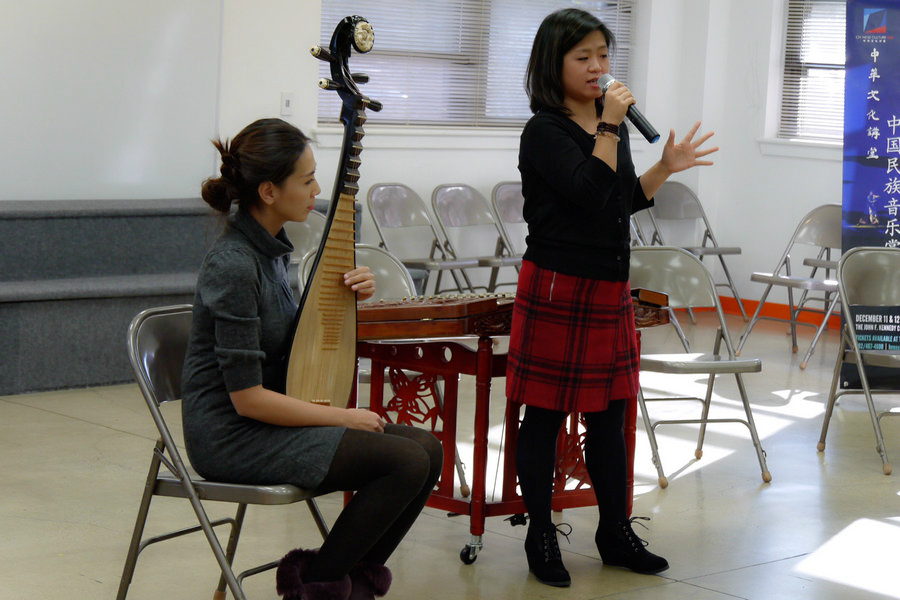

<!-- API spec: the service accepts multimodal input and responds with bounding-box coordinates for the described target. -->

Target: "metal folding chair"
[630,247,771,488]
[283,210,326,265]
[117,305,329,600]
[818,246,900,475]
[639,181,748,321]
[736,204,842,369]
[367,183,479,295]
[431,183,521,293]
[490,181,527,258]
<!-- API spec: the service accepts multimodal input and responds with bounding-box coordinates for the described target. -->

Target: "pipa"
[285,16,382,407]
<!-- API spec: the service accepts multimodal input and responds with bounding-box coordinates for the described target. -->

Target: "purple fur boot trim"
[276,548,351,600]
[348,563,392,599]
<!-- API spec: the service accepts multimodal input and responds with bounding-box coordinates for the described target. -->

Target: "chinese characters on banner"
[842,0,900,386]
[843,1,900,250]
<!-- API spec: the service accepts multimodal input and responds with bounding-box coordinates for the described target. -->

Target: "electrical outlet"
[280,92,295,116]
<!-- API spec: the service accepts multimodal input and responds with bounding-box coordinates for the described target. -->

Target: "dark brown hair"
[524,8,615,116]
[201,118,310,214]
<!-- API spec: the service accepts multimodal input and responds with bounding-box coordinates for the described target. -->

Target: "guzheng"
[357,295,515,340]
[356,290,669,341]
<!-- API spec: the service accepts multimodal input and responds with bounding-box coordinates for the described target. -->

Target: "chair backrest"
[432,183,506,259]
[645,181,711,247]
[630,246,719,310]
[367,183,445,260]
[839,246,900,307]
[790,203,843,250]
[491,181,527,256]
[299,244,416,302]
[283,210,327,264]
[127,304,193,408]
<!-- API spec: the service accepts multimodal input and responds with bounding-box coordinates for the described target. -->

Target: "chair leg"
[431,379,471,496]
[855,356,893,475]
[694,372,716,460]
[666,307,691,352]
[799,291,841,370]
[116,447,163,600]
[306,498,331,539]
[787,286,800,354]
[181,481,247,600]
[737,284,773,356]
[733,373,771,483]
[213,503,247,600]
[817,330,847,452]
[718,256,748,321]
[637,388,669,488]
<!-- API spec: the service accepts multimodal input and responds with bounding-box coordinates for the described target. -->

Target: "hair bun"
[220,152,243,185]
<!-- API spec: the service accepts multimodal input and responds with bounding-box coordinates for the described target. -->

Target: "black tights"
[304,424,443,583]
[515,402,627,530]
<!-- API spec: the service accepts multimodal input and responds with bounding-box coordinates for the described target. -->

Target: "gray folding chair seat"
[636,181,747,321]
[818,246,900,475]
[737,204,842,369]
[630,247,771,488]
[367,183,479,295]
[432,183,521,293]
[117,305,329,600]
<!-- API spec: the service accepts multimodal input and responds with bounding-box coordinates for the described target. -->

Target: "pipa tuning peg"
[318,78,344,91]
[366,98,383,112]
[351,72,369,84]
[310,45,335,62]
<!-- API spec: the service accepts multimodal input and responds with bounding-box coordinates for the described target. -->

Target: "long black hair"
[524,8,615,115]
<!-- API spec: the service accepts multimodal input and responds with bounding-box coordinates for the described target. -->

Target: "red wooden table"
[355,333,638,563]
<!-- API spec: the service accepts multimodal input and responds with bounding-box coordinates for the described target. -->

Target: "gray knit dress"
[181,209,345,489]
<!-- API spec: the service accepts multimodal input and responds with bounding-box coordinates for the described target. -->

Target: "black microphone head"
[597,73,616,91]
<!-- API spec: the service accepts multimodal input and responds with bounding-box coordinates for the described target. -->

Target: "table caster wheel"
[460,545,478,564]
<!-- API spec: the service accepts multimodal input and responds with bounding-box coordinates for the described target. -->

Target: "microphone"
[597,74,660,143]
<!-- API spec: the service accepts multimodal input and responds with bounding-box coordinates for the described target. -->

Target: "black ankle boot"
[595,518,669,574]
[523,523,571,587]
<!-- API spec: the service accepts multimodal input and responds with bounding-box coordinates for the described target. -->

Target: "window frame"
[777,0,846,144]
[316,0,635,130]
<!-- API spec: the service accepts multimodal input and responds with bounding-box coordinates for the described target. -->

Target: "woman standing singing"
[508,8,718,587]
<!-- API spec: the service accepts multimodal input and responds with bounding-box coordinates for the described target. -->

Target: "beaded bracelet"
[595,121,621,141]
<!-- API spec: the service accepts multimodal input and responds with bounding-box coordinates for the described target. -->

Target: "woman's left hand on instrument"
[660,121,718,174]
[344,266,376,300]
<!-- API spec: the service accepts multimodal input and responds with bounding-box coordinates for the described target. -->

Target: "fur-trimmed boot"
[276,548,351,600]
[348,562,392,600]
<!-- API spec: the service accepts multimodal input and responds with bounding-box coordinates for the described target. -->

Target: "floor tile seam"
[580,576,750,600]
[0,396,158,442]
[677,551,810,584]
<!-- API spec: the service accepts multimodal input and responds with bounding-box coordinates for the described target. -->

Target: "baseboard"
[719,296,841,330]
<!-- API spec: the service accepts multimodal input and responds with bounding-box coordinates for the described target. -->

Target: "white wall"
[2,0,844,302]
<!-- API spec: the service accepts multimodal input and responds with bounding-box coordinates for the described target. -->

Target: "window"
[317,1,634,127]
[779,0,846,142]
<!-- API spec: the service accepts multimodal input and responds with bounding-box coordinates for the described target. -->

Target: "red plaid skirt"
[506,260,639,413]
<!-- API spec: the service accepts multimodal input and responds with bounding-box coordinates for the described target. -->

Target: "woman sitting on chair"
[182,117,442,600]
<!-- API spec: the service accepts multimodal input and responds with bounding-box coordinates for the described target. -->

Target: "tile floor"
[1,312,899,599]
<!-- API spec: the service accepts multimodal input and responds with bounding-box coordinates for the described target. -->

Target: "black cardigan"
[517,110,653,281]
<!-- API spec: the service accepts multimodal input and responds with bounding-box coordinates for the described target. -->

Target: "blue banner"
[843,1,900,250]
[842,0,900,387]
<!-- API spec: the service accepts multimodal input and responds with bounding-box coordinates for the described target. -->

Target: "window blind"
[779,0,846,142]
[317,0,634,127]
